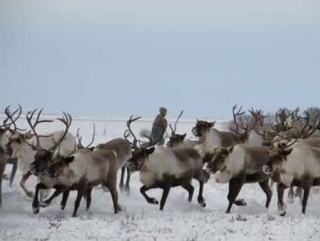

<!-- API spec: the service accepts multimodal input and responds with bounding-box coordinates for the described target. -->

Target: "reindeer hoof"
[235,199,247,206]
[280,211,286,217]
[199,202,206,208]
[61,205,65,210]
[148,198,159,205]
[278,203,287,216]
[198,197,206,207]
[32,205,40,214]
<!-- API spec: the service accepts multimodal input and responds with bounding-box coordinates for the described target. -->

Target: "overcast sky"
[1,0,320,119]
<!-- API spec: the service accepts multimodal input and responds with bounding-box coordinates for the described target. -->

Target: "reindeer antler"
[76,124,95,149]
[124,115,141,149]
[229,104,245,135]
[169,110,183,135]
[50,112,73,153]
[26,109,54,150]
[2,104,26,132]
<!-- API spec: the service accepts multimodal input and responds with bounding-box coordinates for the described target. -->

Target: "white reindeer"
[263,139,320,216]
[124,116,209,211]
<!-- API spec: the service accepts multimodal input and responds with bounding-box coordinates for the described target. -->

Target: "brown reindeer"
[33,147,119,217]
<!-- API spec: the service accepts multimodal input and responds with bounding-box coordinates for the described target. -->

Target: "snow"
[1,116,320,241]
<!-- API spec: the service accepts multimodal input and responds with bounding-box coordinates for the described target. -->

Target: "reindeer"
[263,110,320,216]
[32,145,119,217]
[166,110,198,148]
[76,126,133,195]
[6,109,76,198]
[125,115,209,211]
[204,144,272,213]
[270,108,320,203]
[192,105,258,157]
[1,105,26,187]
[94,133,132,195]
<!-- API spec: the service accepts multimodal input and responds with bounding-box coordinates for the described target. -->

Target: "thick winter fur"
[33,148,119,217]
[6,131,76,197]
[264,140,320,216]
[127,146,209,211]
[94,138,132,194]
[205,144,272,213]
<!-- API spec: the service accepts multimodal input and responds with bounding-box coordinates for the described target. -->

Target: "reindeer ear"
[209,121,215,128]
[63,156,75,164]
[227,145,234,153]
[88,147,94,151]
[182,133,187,139]
[146,147,155,155]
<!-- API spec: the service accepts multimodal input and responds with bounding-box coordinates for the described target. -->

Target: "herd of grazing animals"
[1,105,320,217]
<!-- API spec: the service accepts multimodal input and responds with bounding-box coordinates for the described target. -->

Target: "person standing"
[151,107,168,146]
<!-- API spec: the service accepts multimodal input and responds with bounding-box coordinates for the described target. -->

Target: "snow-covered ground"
[1,116,320,241]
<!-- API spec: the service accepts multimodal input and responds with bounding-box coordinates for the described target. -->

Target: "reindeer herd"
[1,104,320,218]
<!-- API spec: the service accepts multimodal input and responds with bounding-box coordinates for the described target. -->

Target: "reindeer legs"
[160,185,171,211]
[32,183,48,214]
[119,166,131,196]
[258,179,273,209]
[277,183,287,216]
[302,184,311,214]
[226,175,245,213]
[20,171,33,197]
[197,180,206,207]
[181,183,194,202]
[72,186,86,217]
[140,184,159,205]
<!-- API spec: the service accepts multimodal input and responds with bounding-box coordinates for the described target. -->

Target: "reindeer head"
[205,146,234,174]
[192,120,215,137]
[42,155,75,180]
[166,110,185,148]
[263,146,293,175]
[1,105,26,154]
[167,133,187,148]
[124,115,164,172]
[127,147,155,173]
[6,131,32,157]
